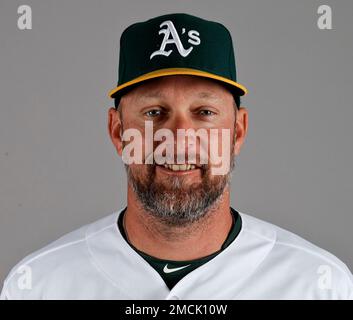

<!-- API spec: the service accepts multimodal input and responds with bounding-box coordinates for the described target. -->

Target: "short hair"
[234,96,240,109]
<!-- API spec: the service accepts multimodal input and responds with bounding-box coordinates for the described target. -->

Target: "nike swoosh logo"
[163,264,191,274]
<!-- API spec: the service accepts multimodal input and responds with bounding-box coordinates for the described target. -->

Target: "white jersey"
[1,208,353,300]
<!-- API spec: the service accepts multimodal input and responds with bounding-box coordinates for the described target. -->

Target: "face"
[108,75,248,226]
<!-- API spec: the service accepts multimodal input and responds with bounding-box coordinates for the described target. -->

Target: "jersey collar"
[85,208,276,299]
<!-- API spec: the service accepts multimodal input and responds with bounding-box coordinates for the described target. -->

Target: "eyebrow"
[196,91,222,101]
[139,91,164,99]
[136,91,165,102]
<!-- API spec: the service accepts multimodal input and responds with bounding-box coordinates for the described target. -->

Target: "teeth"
[162,164,197,171]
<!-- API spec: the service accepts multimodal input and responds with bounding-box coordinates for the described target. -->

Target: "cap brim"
[109,67,247,99]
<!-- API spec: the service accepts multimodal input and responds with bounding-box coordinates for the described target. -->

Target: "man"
[1,13,352,300]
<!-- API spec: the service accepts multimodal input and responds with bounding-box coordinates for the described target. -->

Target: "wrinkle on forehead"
[135,90,223,102]
[119,76,235,112]
[136,80,228,101]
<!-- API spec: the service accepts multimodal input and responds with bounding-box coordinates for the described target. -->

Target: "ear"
[108,107,123,156]
[233,107,248,156]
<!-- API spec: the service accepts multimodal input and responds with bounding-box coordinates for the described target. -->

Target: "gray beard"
[125,158,235,227]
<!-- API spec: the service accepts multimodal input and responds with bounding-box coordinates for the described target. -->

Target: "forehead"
[122,75,233,103]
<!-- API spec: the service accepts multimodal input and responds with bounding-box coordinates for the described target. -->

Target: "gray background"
[0,0,352,284]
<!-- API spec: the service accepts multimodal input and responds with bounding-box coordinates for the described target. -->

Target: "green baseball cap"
[109,13,247,101]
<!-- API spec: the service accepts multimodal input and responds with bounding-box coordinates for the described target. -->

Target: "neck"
[123,184,233,261]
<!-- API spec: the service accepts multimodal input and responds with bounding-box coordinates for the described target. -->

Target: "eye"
[144,109,162,117]
[199,109,216,116]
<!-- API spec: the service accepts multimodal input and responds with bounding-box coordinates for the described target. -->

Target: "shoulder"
[0,211,120,300]
[238,211,353,299]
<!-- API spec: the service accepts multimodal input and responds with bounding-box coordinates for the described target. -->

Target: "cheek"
[120,120,149,163]
[209,119,235,151]
[129,163,149,173]
[127,164,154,184]
[207,130,231,165]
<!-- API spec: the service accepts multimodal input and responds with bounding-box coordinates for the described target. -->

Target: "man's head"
[107,13,248,226]
[108,75,248,226]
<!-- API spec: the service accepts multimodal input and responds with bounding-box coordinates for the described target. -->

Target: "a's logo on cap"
[150,20,201,60]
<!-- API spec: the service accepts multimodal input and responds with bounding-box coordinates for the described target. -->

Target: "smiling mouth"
[162,164,197,171]
[155,163,203,173]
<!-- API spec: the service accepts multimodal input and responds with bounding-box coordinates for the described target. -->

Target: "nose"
[166,109,194,135]
[162,110,201,164]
